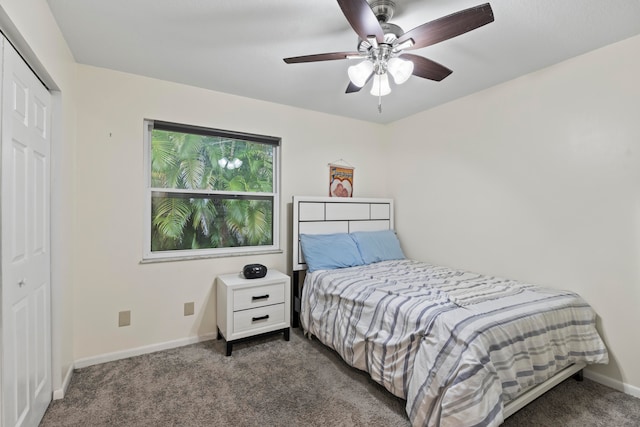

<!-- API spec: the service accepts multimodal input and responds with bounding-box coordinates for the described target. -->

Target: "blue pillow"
[300,233,364,272]
[351,230,405,264]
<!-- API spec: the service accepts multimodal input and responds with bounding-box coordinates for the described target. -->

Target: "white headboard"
[292,196,394,271]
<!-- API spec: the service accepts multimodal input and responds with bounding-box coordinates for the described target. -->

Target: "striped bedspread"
[300,259,608,427]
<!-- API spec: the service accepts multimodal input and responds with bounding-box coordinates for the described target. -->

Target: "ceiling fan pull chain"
[378,92,383,113]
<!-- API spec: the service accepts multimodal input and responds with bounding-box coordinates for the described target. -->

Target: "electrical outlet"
[119,310,131,327]
[184,302,195,316]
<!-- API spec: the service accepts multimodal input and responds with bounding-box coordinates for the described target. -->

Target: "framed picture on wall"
[329,163,354,197]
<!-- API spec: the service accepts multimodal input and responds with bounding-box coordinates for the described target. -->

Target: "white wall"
[389,35,640,393]
[0,0,78,395]
[72,65,391,360]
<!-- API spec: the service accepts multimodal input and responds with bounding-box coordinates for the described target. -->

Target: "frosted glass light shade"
[387,57,414,85]
[347,60,374,87]
[218,157,228,168]
[232,158,243,169]
[370,73,391,96]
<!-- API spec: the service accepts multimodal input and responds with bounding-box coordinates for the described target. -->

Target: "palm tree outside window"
[143,120,280,260]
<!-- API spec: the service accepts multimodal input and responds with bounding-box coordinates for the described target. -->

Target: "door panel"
[12,297,30,425]
[1,36,52,427]
[33,151,47,255]
[34,282,49,393]
[10,140,28,261]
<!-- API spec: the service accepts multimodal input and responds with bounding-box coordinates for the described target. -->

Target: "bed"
[291,196,608,427]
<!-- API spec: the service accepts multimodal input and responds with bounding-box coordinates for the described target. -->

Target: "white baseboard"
[74,333,217,370]
[584,369,640,398]
[52,364,74,400]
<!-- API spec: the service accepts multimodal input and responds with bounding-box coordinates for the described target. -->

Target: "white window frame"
[142,119,281,262]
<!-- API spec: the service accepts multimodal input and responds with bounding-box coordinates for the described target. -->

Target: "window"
[144,120,280,260]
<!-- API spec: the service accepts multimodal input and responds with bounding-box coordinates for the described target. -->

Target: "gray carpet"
[41,329,640,426]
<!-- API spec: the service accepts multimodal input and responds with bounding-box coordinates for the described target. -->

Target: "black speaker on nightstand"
[243,264,267,279]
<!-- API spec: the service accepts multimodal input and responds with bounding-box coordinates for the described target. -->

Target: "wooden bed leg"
[573,369,584,382]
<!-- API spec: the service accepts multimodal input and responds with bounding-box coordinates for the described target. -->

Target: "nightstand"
[216,270,291,356]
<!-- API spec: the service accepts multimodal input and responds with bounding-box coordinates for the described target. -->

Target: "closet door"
[1,37,52,427]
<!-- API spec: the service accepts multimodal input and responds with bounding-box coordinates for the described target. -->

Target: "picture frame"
[329,164,354,197]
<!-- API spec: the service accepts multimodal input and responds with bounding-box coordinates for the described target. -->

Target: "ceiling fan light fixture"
[348,60,374,87]
[370,72,391,97]
[387,57,414,85]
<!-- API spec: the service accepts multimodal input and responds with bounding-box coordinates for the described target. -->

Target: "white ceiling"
[47,0,640,124]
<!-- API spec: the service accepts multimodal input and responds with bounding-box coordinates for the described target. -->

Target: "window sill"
[140,248,283,264]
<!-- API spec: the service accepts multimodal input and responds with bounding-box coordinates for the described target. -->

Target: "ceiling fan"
[283,0,494,107]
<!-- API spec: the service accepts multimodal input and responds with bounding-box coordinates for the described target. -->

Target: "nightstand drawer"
[233,283,285,311]
[233,303,285,334]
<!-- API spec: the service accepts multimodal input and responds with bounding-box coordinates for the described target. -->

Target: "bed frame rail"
[503,362,586,418]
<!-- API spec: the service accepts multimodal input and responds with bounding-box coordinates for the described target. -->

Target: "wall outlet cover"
[184,302,195,316]
[119,310,131,327]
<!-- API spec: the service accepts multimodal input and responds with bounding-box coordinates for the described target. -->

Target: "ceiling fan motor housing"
[369,0,396,23]
[357,1,403,53]
[357,21,403,54]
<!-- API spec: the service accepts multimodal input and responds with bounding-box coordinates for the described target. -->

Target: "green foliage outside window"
[149,126,276,253]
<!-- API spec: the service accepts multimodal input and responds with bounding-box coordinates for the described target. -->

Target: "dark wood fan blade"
[346,81,362,93]
[283,52,360,64]
[337,0,385,43]
[397,3,494,50]
[401,53,453,82]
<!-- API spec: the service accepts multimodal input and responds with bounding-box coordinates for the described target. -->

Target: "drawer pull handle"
[251,294,269,301]
[252,315,269,322]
